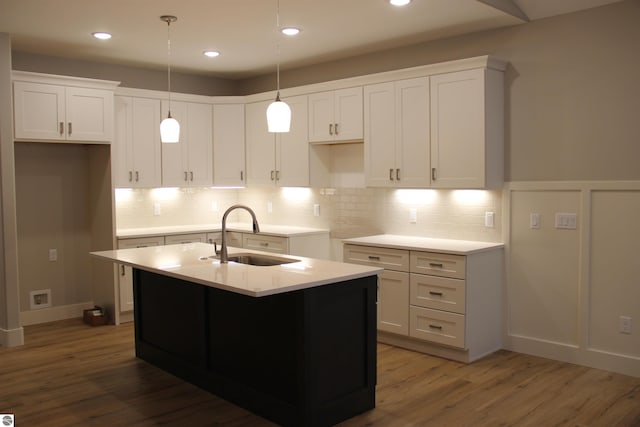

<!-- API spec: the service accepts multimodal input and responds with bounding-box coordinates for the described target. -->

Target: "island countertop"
[91,242,382,297]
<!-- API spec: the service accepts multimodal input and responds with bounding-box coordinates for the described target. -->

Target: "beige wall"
[12,51,239,96]
[14,143,94,311]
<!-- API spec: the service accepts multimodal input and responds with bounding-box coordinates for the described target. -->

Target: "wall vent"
[30,289,52,310]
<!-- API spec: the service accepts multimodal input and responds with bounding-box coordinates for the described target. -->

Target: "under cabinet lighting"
[389,0,411,6]
[204,50,220,58]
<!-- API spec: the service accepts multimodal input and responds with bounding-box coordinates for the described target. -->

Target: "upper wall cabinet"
[213,104,245,187]
[13,72,118,143]
[430,68,504,189]
[246,95,310,187]
[161,100,213,187]
[364,77,430,188]
[308,87,363,143]
[113,96,162,188]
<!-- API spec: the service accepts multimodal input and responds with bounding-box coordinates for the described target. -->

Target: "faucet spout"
[220,204,260,263]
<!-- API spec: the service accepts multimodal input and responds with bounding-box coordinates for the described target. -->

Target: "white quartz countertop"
[92,242,381,297]
[117,223,330,239]
[342,234,504,255]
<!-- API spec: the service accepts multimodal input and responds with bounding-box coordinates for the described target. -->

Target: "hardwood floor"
[1,319,638,426]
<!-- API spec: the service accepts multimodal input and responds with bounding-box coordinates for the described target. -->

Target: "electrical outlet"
[620,316,632,334]
[409,208,417,223]
[153,202,161,216]
[267,201,273,213]
[485,212,495,228]
[313,204,320,217]
[211,201,218,212]
[49,248,57,262]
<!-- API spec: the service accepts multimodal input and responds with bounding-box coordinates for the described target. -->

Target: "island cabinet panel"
[132,269,377,427]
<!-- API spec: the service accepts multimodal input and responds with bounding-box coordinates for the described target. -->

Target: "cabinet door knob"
[276,170,280,181]
[270,170,275,181]
[389,169,394,181]
[240,170,244,181]
[432,167,437,181]
[68,122,72,135]
[128,171,133,182]
[190,171,194,181]
[329,123,334,135]
[396,168,400,181]
[59,122,64,136]
[335,123,339,135]
[184,171,188,181]
[135,171,139,182]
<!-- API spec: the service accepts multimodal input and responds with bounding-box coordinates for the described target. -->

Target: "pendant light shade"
[160,114,180,143]
[266,0,291,133]
[160,15,180,143]
[267,93,291,133]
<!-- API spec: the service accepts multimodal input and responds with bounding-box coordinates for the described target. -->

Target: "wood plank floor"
[1,319,638,426]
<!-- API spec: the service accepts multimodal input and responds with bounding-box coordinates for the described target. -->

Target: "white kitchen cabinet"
[364,78,430,188]
[13,78,114,143]
[246,95,309,187]
[243,233,288,254]
[113,96,162,188]
[213,104,245,187]
[162,101,213,187]
[430,68,504,189]
[308,87,363,143]
[164,233,207,244]
[117,236,165,316]
[344,241,502,363]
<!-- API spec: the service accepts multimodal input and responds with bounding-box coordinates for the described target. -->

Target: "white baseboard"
[20,301,95,326]
[0,326,24,347]
[506,334,640,378]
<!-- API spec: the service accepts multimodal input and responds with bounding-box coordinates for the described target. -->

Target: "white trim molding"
[20,301,95,326]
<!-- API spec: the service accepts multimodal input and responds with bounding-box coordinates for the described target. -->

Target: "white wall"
[506,182,640,377]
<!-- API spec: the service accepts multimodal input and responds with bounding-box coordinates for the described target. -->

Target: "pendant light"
[266,0,291,133]
[160,15,180,143]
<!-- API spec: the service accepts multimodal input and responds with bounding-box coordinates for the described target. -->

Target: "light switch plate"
[530,213,541,229]
[555,213,577,229]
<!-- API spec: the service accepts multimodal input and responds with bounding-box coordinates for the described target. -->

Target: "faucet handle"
[213,241,220,255]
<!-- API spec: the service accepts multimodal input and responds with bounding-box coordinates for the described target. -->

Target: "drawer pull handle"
[429,291,443,296]
[260,242,269,246]
[428,324,443,330]
[368,255,380,261]
[429,262,444,268]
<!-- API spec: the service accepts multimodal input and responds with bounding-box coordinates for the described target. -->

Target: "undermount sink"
[203,253,298,266]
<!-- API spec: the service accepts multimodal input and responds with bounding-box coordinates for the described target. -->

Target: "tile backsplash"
[116,186,503,243]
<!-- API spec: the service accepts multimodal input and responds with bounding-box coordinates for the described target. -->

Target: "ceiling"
[0,0,623,80]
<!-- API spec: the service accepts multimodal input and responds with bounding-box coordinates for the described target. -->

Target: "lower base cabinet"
[133,269,377,427]
[344,242,503,363]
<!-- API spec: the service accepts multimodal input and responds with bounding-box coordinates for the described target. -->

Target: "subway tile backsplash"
[116,187,503,243]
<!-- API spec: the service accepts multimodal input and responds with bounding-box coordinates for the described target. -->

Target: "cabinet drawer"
[410,251,466,279]
[243,234,288,254]
[410,306,465,349]
[118,236,165,249]
[164,233,207,245]
[410,273,465,314]
[206,232,243,248]
[343,244,409,272]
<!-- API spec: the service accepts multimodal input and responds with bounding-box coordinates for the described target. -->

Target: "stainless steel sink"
[205,253,298,266]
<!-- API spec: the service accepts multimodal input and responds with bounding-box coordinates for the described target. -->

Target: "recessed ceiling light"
[389,0,411,6]
[203,50,220,58]
[92,32,112,40]
[281,27,300,36]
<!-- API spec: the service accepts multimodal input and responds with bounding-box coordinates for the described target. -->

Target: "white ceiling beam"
[476,0,530,22]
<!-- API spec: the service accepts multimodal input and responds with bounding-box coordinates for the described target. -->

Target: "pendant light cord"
[276,0,281,96]
[166,17,173,116]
